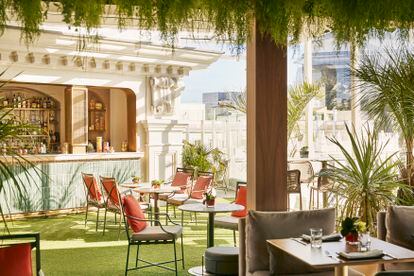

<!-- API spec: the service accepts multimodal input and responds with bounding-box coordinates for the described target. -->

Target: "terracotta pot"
[206,198,215,207]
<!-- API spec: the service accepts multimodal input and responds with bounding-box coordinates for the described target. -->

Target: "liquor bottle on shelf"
[17,94,21,108]
[42,97,47,109]
[2,96,8,107]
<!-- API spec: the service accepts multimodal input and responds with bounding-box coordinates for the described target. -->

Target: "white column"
[304,37,314,157]
[350,43,361,130]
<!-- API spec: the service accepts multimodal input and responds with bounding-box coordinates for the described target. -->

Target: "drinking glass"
[310,228,323,248]
[359,232,371,251]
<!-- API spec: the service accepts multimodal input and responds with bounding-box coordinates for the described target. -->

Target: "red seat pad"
[0,243,32,276]
[171,172,192,193]
[123,195,147,233]
[191,176,212,199]
[232,186,247,217]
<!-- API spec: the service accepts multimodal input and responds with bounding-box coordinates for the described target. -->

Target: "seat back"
[100,176,121,208]
[232,181,247,217]
[0,233,41,276]
[240,208,335,274]
[287,170,301,193]
[190,171,214,199]
[288,161,314,183]
[81,172,102,202]
[171,167,194,193]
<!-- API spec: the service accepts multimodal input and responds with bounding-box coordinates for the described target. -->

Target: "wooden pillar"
[247,21,288,211]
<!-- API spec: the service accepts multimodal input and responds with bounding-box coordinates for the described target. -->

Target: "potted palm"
[354,47,414,193]
[324,124,412,232]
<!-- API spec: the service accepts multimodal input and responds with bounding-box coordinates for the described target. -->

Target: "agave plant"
[324,124,411,232]
[353,47,414,187]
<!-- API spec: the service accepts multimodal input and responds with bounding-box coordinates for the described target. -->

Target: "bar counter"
[2,151,144,163]
[1,152,143,215]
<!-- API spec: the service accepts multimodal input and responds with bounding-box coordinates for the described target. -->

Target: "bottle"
[17,94,21,108]
[22,94,26,108]
[37,98,41,108]
[12,94,17,108]
[43,97,47,109]
[47,97,51,109]
[2,97,8,107]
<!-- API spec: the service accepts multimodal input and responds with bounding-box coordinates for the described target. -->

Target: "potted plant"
[340,217,366,244]
[203,188,217,207]
[300,146,309,158]
[151,179,164,189]
[132,176,141,184]
[324,124,412,232]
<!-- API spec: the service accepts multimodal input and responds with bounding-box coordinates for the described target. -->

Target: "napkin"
[338,249,383,260]
[301,233,342,242]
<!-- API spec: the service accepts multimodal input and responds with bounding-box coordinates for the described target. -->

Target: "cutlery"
[290,238,307,246]
[325,251,342,263]
[383,252,397,259]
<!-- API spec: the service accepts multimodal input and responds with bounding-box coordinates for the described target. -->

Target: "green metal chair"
[122,190,185,276]
[0,232,42,276]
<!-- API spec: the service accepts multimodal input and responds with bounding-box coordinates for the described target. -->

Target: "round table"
[178,203,244,248]
[179,203,244,276]
[134,185,180,224]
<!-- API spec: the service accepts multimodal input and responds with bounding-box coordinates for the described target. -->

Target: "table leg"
[153,193,159,226]
[207,212,215,248]
[334,266,348,276]
[321,160,329,208]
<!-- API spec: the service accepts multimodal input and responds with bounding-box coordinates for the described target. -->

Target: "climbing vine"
[1,0,414,49]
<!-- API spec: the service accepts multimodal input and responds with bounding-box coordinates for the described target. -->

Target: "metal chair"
[309,169,333,209]
[0,233,41,276]
[288,161,317,209]
[214,181,247,246]
[100,176,149,238]
[287,170,302,210]
[81,172,105,231]
[100,176,125,238]
[167,171,214,224]
[122,190,184,276]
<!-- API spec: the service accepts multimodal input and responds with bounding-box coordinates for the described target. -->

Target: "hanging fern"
[2,1,414,48]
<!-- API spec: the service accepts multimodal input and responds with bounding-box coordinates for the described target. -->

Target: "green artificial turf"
[1,206,236,275]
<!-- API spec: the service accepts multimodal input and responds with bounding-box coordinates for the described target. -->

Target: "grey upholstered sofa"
[238,208,363,276]
[377,206,414,272]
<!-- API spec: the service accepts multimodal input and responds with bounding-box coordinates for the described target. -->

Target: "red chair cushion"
[171,172,192,193]
[0,244,32,276]
[232,186,247,217]
[122,195,147,233]
[191,176,212,199]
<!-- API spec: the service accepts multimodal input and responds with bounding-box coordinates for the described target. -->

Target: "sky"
[182,58,246,102]
[182,45,303,103]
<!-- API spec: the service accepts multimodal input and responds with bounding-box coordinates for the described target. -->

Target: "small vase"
[345,233,359,245]
[206,198,215,208]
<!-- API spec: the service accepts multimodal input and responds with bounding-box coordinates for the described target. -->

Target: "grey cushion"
[205,246,239,275]
[131,225,182,241]
[246,208,335,273]
[377,211,387,241]
[385,206,414,271]
[249,270,364,276]
[205,246,239,261]
[376,271,414,276]
[167,194,202,205]
[215,216,239,231]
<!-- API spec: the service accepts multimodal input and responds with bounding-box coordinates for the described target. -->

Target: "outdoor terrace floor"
[1,200,236,275]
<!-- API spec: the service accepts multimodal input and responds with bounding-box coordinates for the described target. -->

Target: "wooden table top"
[267,237,414,269]
[178,203,244,213]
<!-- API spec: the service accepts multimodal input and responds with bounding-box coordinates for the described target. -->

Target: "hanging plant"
[1,1,414,49]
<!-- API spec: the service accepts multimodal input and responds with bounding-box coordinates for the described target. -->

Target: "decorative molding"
[148,76,185,116]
